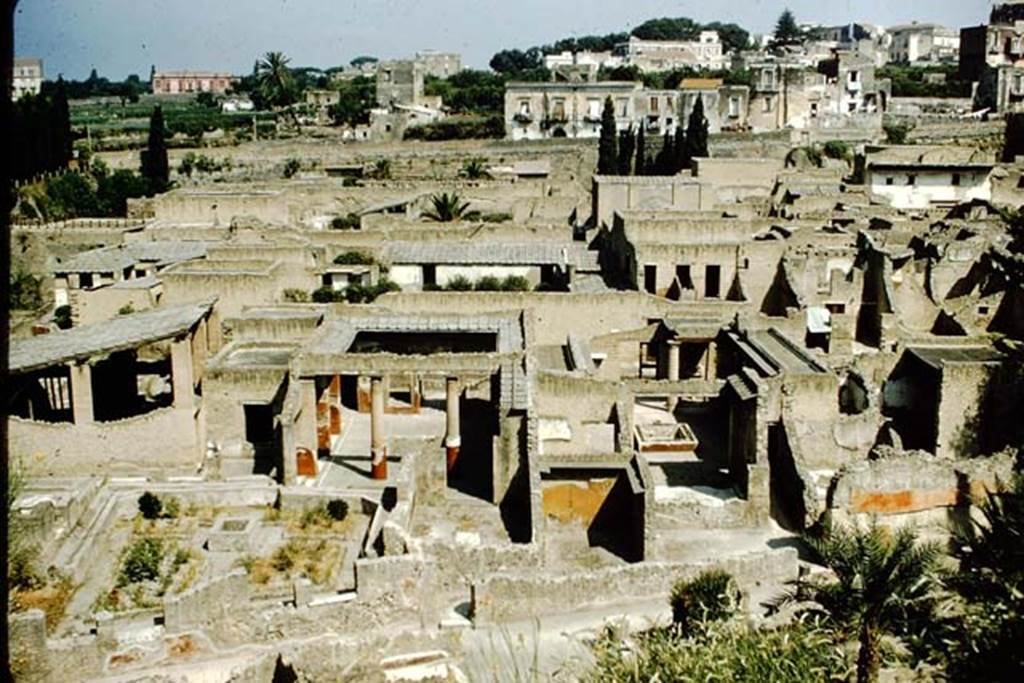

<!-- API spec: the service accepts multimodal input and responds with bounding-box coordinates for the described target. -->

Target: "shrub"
[423,191,471,222]
[480,212,513,223]
[9,269,43,311]
[53,305,72,330]
[283,288,311,303]
[299,506,331,529]
[445,275,473,291]
[333,251,374,265]
[138,491,163,519]
[884,121,915,145]
[670,569,739,630]
[460,158,489,179]
[403,115,505,141]
[282,158,301,178]
[326,499,349,521]
[330,213,361,230]
[311,286,341,303]
[474,275,503,291]
[822,140,849,160]
[501,275,530,291]
[118,537,164,586]
[162,497,180,519]
[587,619,847,682]
[367,158,391,180]
[118,303,135,315]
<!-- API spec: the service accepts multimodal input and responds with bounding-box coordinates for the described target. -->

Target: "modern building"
[960,1,1024,111]
[12,57,43,99]
[887,22,959,64]
[614,32,728,72]
[152,70,236,95]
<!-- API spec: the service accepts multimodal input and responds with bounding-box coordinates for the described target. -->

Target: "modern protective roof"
[867,145,995,169]
[55,242,209,274]
[908,346,1005,369]
[386,242,584,266]
[10,300,215,373]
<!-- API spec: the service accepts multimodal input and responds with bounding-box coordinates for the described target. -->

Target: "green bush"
[118,537,164,586]
[884,121,915,145]
[282,158,301,178]
[53,305,72,330]
[670,569,739,630]
[474,275,503,291]
[311,286,341,303]
[330,213,361,230]
[138,491,163,519]
[326,499,349,521]
[333,251,374,265]
[283,288,311,303]
[822,140,849,160]
[501,275,530,291]
[403,116,505,141]
[587,619,847,682]
[10,269,43,311]
[46,172,100,219]
[480,212,513,223]
[445,275,473,291]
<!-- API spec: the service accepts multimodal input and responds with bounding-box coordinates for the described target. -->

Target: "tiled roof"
[10,300,215,373]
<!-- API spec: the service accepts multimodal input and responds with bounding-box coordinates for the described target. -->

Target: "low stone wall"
[9,406,202,477]
[829,451,1017,520]
[163,568,250,632]
[473,547,798,624]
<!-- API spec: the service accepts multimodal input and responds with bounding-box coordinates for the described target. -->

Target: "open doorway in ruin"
[245,403,281,477]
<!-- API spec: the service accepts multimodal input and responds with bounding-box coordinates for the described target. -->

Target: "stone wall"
[9,405,203,477]
[163,569,251,631]
[472,547,798,623]
[592,175,712,227]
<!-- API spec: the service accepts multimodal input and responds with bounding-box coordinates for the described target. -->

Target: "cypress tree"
[617,126,635,175]
[597,96,618,175]
[654,131,673,174]
[141,105,169,191]
[635,125,646,175]
[673,126,688,174]
[50,77,72,171]
[683,95,709,169]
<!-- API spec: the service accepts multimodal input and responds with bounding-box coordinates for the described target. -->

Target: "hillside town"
[5,2,1024,682]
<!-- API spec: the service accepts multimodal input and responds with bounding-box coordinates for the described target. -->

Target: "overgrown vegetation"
[670,569,740,631]
[429,275,532,292]
[311,278,400,304]
[10,269,44,310]
[883,121,915,145]
[177,151,230,177]
[877,64,972,98]
[587,618,847,682]
[403,115,504,141]
[333,251,375,265]
[330,213,361,230]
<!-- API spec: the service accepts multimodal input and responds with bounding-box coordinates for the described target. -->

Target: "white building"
[888,22,959,64]
[12,57,43,99]
[866,146,995,209]
[615,32,728,72]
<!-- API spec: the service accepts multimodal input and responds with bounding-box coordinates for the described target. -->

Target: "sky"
[15,0,996,81]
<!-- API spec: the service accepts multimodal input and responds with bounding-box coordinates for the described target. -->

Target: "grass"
[10,574,76,631]
[238,538,346,586]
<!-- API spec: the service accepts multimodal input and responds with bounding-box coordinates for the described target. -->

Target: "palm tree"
[423,192,470,222]
[460,158,489,180]
[255,51,296,109]
[791,521,943,683]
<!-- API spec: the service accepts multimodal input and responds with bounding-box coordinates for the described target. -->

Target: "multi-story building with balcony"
[960,1,1024,112]
[12,57,43,99]
[888,22,959,64]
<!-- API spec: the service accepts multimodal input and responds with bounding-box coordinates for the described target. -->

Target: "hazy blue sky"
[15,0,994,80]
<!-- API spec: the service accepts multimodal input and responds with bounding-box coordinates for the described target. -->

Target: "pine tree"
[597,96,618,175]
[775,9,801,45]
[635,125,646,175]
[617,126,635,175]
[141,105,169,191]
[683,95,709,169]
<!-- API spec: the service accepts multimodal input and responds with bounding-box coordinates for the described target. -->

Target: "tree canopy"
[140,105,169,191]
[597,97,618,175]
[631,17,749,53]
[774,9,802,45]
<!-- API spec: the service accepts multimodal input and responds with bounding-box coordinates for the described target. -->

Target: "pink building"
[152,70,235,95]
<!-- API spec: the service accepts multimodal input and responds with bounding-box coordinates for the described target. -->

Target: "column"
[370,376,387,480]
[329,375,342,436]
[705,341,717,380]
[445,377,461,473]
[665,340,681,412]
[70,363,93,424]
[170,337,195,410]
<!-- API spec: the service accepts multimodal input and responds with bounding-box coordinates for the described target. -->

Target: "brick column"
[445,376,461,473]
[370,376,387,479]
[70,363,93,424]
